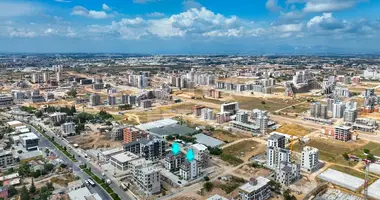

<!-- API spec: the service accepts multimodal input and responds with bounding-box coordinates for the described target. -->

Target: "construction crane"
[363,159,374,200]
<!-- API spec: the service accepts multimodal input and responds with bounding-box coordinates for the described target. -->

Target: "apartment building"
[61,122,76,136]
[89,93,101,106]
[0,95,13,107]
[191,143,210,168]
[109,151,139,171]
[123,139,166,161]
[123,127,148,144]
[164,152,185,172]
[49,112,67,124]
[179,160,200,181]
[334,126,352,142]
[0,150,17,167]
[275,162,300,186]
[301,146,320,172]
[239,177,271,200]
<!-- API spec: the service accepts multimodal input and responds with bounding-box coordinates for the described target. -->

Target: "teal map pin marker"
[186,148,195,161]
[172,142,180,155]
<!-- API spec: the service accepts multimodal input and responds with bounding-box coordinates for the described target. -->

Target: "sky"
[0,0,379,54]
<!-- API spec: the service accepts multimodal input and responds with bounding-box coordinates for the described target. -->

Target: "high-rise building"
[266,147,290,169]
[61,122,76,136]
[256,111,269,133]
[326,98,335,111]
[200,108,214,120]
[320,104,328,119]
[191,143,210,168]
[89,93,101,106]
[108,95,116,105]
[179,160,199,180]
[310,102,321,118]
[42,72,49,83]
[344,108,358,122]
[56,72,62,82]
[275,162,300,186]
[332,102,345,118]
[220,102,239,114]
[301,146,320,172]
[267,134,286,149]
[164,152,185,172]
[236,111,249,123]
[31,73,40,83]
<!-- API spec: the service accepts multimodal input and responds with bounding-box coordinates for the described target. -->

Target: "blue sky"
[0,0,379,54]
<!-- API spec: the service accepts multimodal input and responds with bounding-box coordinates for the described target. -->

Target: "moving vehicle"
[87,179,96,187]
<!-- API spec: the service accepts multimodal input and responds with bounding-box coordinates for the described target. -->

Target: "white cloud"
[71,6,109,19]
[7,27,36,38]
[274,23,304,32]
[266,0,281,12]
[133,0,157,4]
[147,12,165,17]
[102,4,111,11]
[44,28,58,35]
[304,0,359,12]
[0,2,42,17]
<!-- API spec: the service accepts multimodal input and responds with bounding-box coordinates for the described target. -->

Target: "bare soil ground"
[211,130,250,143]
[68,131,122,149]
[233,164,272,178]
[222,140,266,161]
[276,124,314,137]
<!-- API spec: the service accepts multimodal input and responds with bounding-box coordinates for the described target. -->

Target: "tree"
[39,186,51,200]
[35,111,43,118]
[105,121,113,126]
[203,182,214,192]
[364,149,370,154]
[7,185,17,197]
[32,170,41,178]
[209,147,222,155]
[20,185,30,200]
[166,135,175,141]
[29,179,36,194]
[283,189,297,200]
[18,163,31,177]
[204,176,210,181]
[44,163,55,172]
[71,105,76,114]
[46,182,54,191]
[343,153,349,160]
[367,153,376,162]
[261,101,266,104]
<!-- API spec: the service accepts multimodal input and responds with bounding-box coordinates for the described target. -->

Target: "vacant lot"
[351,142,380,158]
[222,140,266,161]
[211,130,250,143]
[230,95,301,112]
[293,138,365,166]
[281,103,310,114]
[276,124,313,137]
[234,164,272,178]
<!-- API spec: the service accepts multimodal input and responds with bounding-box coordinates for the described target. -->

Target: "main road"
[21,116,135,200]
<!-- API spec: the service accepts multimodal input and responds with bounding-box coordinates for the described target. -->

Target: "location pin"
[172,142,180,155]
[186,148,195,161]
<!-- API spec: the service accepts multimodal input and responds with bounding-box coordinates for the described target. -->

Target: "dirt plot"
[229,95,302,112]
[67,132,122,150]
[50,173,79,186]
[276,124,314,137]
[211,130,250,143]
[203,176,245,199]
[280,103,310,114]
[222,140,266,161]
[233,164,272,178]
[293,138,367,166]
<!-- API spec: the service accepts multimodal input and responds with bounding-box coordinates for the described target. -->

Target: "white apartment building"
[301,146,320,172]
[135,166,161,195]
[239,177,271,200]
[200,108,214,120]
[332,102,345,118]
[276,162,300,186]
[266,147,290,169]
[236,111,249,123]
[61,122,76,136]
[49,112,67,124]
[267,134,285,149]
[191,143,209,168]
[180,160,199,180]
[110,152,139,171]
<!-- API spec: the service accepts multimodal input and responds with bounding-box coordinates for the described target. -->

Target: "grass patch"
[293,139,359,166]
[351,142,380,158]
[230,95,301,112]
[80,165,121,200]
[210,130,246,143]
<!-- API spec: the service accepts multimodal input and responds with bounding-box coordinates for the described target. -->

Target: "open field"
[210,130,250,143]
[233,164,272,178]
[350,142,380,158]
[293,138,367,166]
[276,124,314,137]
[280,103,310,114]
[229,95,302,112]
[202,176,245,199]
[67,131,122,149]
[174,88,205,98]
[222,140,266,161]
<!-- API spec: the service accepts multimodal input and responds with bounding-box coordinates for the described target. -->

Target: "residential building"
[0,95,13,107]
[68,187,102,200]
[93,83,104,90]
[344,108,358,122]
[109,151,139,171]
[132,163,160,195]
[140,99,152,109]
[334,126,352,142]
[353,118,378,132]
[310,102,322,118]
[108,95,117,105]
[191,143,210,168]
[49,112,67,124]
[179,160,199,180]
[164,152,185,172]
[332,102,345,118]
[267,134,286,149]
[236,111,249,123]
[193,105,206,117]
[42,72,49,83]
[44,93,54,101]
[56,72,62,82]
[123,127,148,144]
[121,94,129,104]
[275,162,300,186]
[256,111,269,133]
[216,112,231,124]
[207,194,229,200]
[128,95,137,105]
[301,146,320,172]
[238,177,271,200]
[230,121,260,133]
[89,93,101,106]
[123,139,166,161]
[200,108,214,120]
[0,150,16,167]
[61,122,76,136]
[220,102,239,114]
[266,147,290,169]
[32,73,40,83]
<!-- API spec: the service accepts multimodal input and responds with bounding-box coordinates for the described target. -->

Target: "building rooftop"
[207,194,229,200]
[136,118,178,130]
[335,125,351,130]
[318,169,364,191]
[68,187,101,200]
[100,147,124,157]
[140,166,161,174]
[191,143,208,151]
[111,152,139,163]
[148,124,196,136]
[193,133,225,148]
[19,132,39,140]
[239,176,270,193]
[6,120,23,127]
[268,133,285,140]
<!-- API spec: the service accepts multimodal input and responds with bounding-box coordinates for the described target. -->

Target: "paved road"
[25,118,135,200]
[30,126,111,200]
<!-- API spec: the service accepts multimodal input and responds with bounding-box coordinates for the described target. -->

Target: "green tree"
[29,179,36,194]
[209,147,222,155]
[283,189,297,200]
[203,182,214,192]
[20,185,30,200]
[39,186,51,200]
[71,105,77,113]
[7,185,18,197]
[46,182,54,191]
[166,135,175,141]
[367,153,376,162]
[32,170,41,178]
[343,153,349,160]
[261,101,266,104]
[35,111,43,118]
[44,163,55,172]
[364,149,370,154]
[18,163,31,177]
